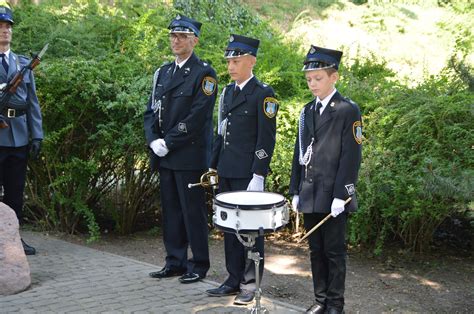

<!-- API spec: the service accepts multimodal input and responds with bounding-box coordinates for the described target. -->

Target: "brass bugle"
[188,169,218,188]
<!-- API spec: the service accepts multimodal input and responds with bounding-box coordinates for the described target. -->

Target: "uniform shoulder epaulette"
[161,60,173,67]
[256,80,270,89]
[198,60,210,67]
[17,54,31,63]
[343,96,358,107]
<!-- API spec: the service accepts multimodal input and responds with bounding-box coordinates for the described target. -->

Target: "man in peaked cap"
[0,3,43,256]
[206,34,278,305]
[289,45,362,314]
[144,14,217,284]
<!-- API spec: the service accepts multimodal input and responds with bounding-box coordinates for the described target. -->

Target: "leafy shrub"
[11,0,473,252]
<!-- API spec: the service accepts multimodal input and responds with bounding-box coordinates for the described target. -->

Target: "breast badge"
[202,76,217,96]
[263,97,278,119]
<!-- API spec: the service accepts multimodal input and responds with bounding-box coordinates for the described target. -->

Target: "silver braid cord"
[298,107,314,166]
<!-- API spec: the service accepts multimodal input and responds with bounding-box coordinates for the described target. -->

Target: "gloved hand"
[246,173,264,191]
[155,138,169,157]
[209,168,217,186]
[150,138,169,157]
[291,195,299,212]
[29,139,42,160]
[331,198,346,217]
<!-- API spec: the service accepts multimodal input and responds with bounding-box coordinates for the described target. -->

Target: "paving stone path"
[0,232,304,313]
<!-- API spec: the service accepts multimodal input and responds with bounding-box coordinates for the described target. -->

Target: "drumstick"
[295,211,300,234]
[298,197,351,243]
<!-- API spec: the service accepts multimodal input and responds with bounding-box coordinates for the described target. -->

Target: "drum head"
[215,191,285,210]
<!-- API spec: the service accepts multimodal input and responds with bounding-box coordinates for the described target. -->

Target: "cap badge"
[309,46,316,54]
[176,14,181,20]
[229,35,234,42]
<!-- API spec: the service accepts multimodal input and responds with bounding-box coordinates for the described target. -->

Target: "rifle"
[0,43,49,129]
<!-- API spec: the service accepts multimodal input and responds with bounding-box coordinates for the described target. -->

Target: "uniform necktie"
[314,101,323,131]
[172,64,180,77]
[233,86,241,98]
[0,53,8,73]
[315,101,323,116]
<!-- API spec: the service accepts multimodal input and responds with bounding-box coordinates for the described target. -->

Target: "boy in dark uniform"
[144,14,217,284]
[206,34,278,305]
[289,45,362,314]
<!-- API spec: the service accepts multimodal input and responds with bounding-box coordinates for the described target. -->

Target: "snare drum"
[213,191,289,234]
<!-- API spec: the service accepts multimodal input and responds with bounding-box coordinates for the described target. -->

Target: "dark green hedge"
[12,0,473,251]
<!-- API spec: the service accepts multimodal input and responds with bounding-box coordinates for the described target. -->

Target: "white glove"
[331,198,346,217]
[209,168,217,185]
[149,139,161,156]
[150,138,169,157]
[291,195,299,212]
[247,174,264,191]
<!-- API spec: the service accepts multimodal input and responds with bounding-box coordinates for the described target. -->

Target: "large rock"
[0,202,31,295]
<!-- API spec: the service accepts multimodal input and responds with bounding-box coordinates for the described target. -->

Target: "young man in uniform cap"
[289,45,362,314]
[206,34,278,305]
[144,14,217,284]
[0,4,43,255]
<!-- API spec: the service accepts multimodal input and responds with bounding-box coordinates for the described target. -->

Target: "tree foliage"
[11,0,473,251]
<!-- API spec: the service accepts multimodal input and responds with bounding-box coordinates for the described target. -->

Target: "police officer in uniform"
[206,34,278,305]
[290,46,362,314]
[143,14,217,284]
[0,5,43,256]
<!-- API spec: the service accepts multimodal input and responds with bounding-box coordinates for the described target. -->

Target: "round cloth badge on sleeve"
[202,76,217,96]
[263,97,279,119]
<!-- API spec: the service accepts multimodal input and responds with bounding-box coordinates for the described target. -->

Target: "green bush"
[11,0,473,252]
[349,62,474,252]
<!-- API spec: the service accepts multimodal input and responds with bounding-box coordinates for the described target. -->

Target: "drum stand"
[236,228,268,314]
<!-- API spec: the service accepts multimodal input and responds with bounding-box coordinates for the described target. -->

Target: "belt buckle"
[7,109,15,118]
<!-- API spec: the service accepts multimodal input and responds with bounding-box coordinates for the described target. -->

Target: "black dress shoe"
[233,289,255,305]
[206,284,240,296]
[22,239,36,255]
[325,307,344,314]
[179,272,203,284]
[306,302,325,314]
[149,267,184,278]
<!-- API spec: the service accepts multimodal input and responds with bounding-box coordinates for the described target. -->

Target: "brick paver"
[0,232,304,313]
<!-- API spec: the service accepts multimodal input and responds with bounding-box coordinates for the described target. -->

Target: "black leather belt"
[1,108,27,118]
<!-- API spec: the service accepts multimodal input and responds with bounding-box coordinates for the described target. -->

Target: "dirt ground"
[55,228,473,313]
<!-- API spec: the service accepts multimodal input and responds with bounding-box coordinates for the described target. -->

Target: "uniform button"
[228,122,231,125]
[162,95,166,99]
[226,132,230,135]
[228,113,232,116]
[244,110,248,114]
[309,179,313,183]
[309,165,312,169]
[180,92,183,95]
[226,142,230,145]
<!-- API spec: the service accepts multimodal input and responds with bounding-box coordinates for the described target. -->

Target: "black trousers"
[219,177,264,291]
[159,167,210,277]
[304,212,348,311]
[0,146,28,223]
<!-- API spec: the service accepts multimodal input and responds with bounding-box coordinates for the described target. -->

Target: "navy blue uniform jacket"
[144,53,217,171]
[210,77,277,178]
[289,91,362,214]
